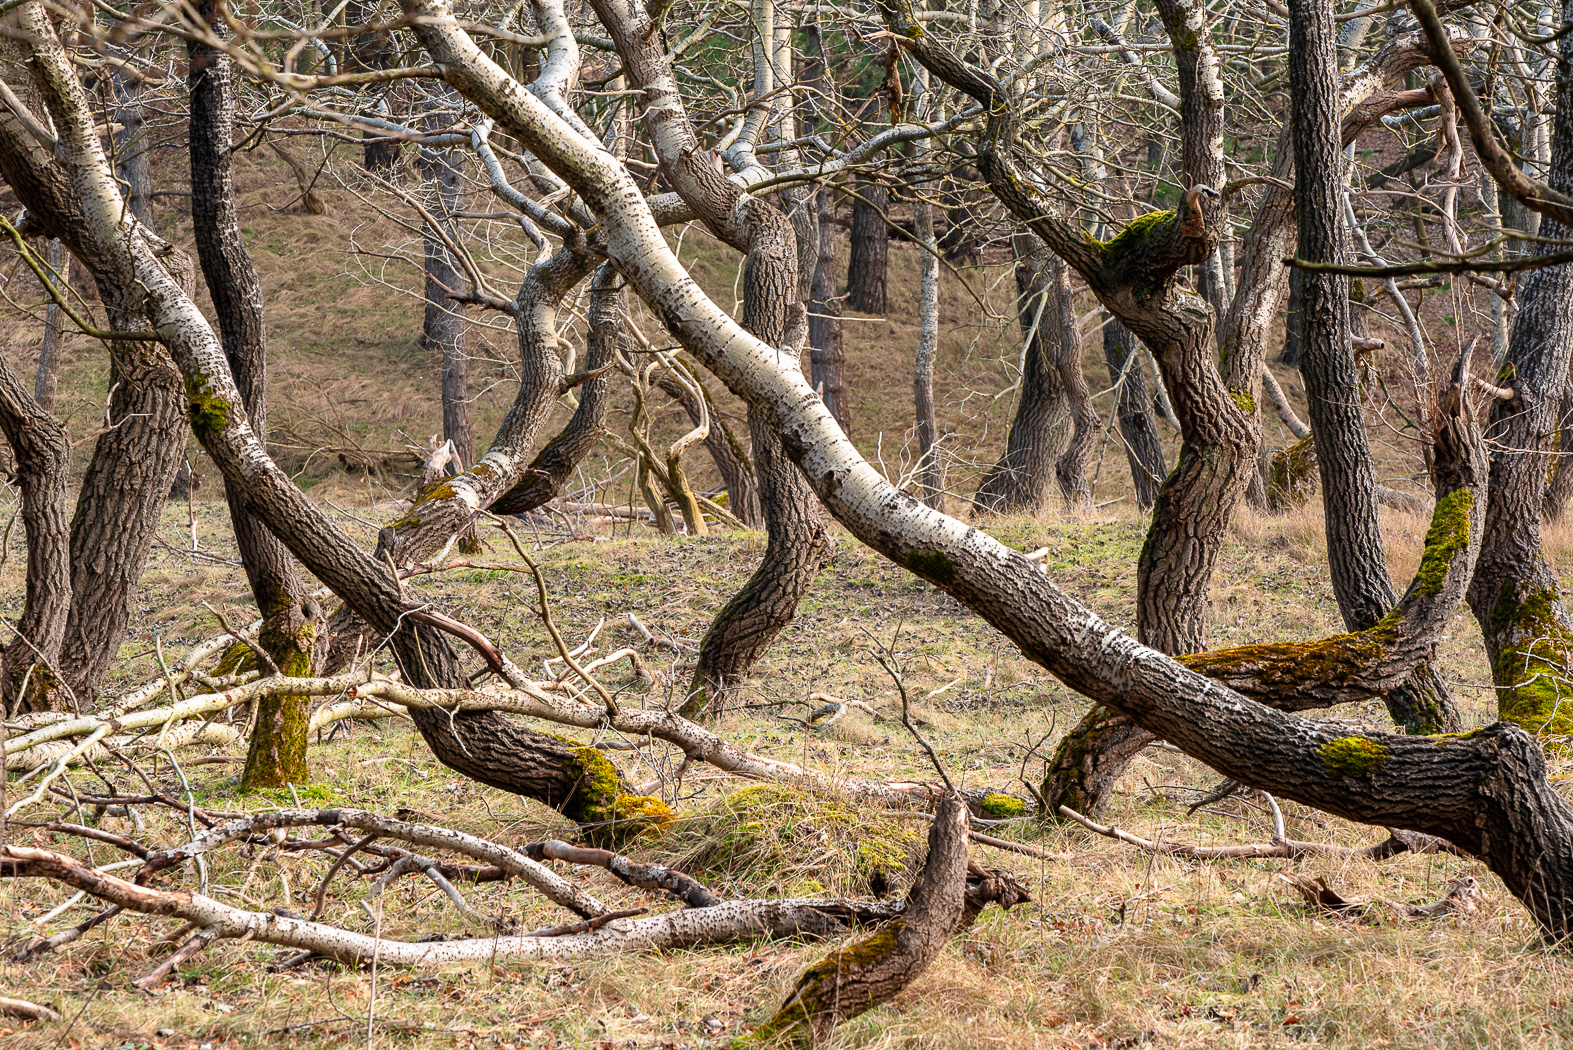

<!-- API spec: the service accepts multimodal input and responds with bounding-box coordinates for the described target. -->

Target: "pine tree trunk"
[189,1,318,788]
[845,181,888,314]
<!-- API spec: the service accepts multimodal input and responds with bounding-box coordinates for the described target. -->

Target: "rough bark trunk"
[973,235,1067,513]
[54,290,187,704]
[189,0,318,788]
[1464,0,1573,736]
[1103,317,1167,510]
[0,354,71,714]
[418,103,473,467]
[1280,267,1304,367]
[397,0,1573,938]
[844,181,888,314]
[1290,0,1458,735]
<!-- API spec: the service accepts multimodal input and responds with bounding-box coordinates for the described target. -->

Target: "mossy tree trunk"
[1465,4,1573,735]
[189,0,320,788]
[1288,0,1458,736]
[740,795,970,1046]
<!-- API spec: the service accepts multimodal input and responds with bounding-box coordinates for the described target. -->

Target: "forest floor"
[0,148,1561,1048]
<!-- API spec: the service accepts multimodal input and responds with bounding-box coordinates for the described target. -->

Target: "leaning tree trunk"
[0,354,71,714]
[0,6,670,842]
[974,233,1068,513]
[418,102,473,467]
[189,0,319,788]
[1290,0,1458,736]
[844,180,888,314]
[1464,0,1573,736]
[1103,317,1167,510]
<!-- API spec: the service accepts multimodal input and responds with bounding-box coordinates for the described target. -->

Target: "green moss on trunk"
[240,615,317,791]
[1487,584,1573,735]
[560,742,673,847]
[1414,490,1473,596]
[1318,736,1390,778]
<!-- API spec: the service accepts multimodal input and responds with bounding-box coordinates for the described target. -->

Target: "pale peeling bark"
[402,0,1573,937]
[1,843,876,966]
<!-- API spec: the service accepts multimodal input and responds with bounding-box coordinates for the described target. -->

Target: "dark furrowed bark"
[189,1,317,787]
[402,0,1573,937]
[973,235,1067,513]
[55,298,188,705]
[845,181,888,315]
[1103,318,1166,511]
[1289,0,1459,735]
[0,353,71,714]
[1465,0,1573,737]
[579,0,829,715]
[686,198,831,715]
[418,101,474,467]
[0,11,666,837]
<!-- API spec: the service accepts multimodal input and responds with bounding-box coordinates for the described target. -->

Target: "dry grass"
[0,133,1564,1050]
[3,492,1572,1049]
